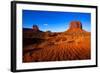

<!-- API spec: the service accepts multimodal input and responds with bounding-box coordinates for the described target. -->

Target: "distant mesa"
[66,21,88,33]
[46,30,52,33]
[69,21,82,30]
[32,25,40,32]
[32,21,83,33]
[23,21,89,35]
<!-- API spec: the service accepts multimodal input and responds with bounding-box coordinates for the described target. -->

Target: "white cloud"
[44,24,48,26]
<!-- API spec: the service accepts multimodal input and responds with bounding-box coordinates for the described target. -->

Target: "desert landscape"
[23,21,91,62]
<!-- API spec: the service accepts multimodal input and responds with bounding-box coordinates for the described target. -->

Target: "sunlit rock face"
[69,21,82,29]
[66,21,87,34]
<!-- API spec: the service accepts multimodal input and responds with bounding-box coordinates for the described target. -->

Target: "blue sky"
[22,10,91,32]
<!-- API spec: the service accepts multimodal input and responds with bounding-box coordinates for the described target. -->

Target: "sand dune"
[23,21,91,62]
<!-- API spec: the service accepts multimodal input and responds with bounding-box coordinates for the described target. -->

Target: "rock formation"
[69,21,82,29]
[66,21,87,33]
[23,21,91,62]
[32,25,39,32]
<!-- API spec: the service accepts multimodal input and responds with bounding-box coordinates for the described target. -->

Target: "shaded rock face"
[32,25,39,32]
[69,21,82,29]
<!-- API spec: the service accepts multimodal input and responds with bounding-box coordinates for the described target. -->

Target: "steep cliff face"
[69,21,82,29]
[66,21,89,34]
